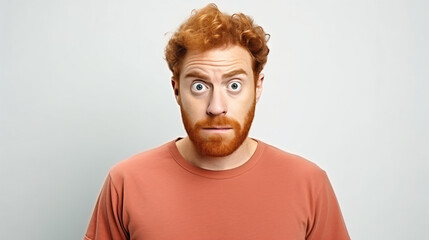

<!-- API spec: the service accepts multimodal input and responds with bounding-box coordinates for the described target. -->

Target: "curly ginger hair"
[165,4,270,80]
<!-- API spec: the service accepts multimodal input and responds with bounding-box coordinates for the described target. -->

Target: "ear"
[255,73,264,103]
[171,77,180,104]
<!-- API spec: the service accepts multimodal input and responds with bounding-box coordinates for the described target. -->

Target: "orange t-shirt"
[84,139,350,240]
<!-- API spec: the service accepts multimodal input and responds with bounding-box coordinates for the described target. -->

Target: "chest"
[122,176,311,240]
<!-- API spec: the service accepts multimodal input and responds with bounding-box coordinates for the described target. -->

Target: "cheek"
[180,97,206,120]
[233,94,255,117]
[178,89,193,110]
[236,89,255,105]
[180,89,210,111]
[230,101,252,118]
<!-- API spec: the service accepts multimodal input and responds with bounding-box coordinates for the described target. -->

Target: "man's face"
[173,45,263,157]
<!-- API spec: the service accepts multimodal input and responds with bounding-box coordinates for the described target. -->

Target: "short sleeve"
[84,174,128,240]
[306,172,350,240]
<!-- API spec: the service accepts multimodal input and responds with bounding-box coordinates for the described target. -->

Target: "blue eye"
[228,81,241,91]
[192,82,208,92]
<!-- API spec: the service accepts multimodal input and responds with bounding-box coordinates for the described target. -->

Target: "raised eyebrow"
[183,71,208,80]
[222,69,248,79]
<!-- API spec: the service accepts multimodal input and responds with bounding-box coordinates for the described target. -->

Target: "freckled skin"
[172,45,264,170]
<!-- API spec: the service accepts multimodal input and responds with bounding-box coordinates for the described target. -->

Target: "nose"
[206,88,227,116]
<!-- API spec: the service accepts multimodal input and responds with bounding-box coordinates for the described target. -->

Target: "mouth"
[201,126,233,133]
[202,126,232,130]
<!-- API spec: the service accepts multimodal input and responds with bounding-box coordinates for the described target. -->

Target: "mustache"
[194,116,240,129]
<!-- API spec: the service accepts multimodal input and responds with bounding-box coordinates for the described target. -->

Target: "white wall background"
[1,0,428,239]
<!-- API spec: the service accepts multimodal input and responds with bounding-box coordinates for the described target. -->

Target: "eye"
[191,82,208,93]
[228,81,241,92]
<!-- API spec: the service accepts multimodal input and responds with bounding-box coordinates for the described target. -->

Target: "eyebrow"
[183,71,208,80]
[183,69,248,80]
[222,69,248,79]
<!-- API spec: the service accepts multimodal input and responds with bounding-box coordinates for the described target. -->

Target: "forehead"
[180,45,253,77]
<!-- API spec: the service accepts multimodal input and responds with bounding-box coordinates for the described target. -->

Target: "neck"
[176,137,258,171]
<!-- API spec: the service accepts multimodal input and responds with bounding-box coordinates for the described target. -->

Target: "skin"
[171,45,264,170]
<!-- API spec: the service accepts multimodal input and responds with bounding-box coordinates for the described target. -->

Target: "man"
[84,4,350,240]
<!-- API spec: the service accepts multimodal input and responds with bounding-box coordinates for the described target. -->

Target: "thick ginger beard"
[180,101,256,157]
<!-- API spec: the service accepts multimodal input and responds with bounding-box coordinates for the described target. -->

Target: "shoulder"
[258,141,327,181]
[108,140,176,182]
[256,141,331,197]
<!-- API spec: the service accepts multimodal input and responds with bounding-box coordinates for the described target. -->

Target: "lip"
[202,126,232,129]
[201,126,233,133]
